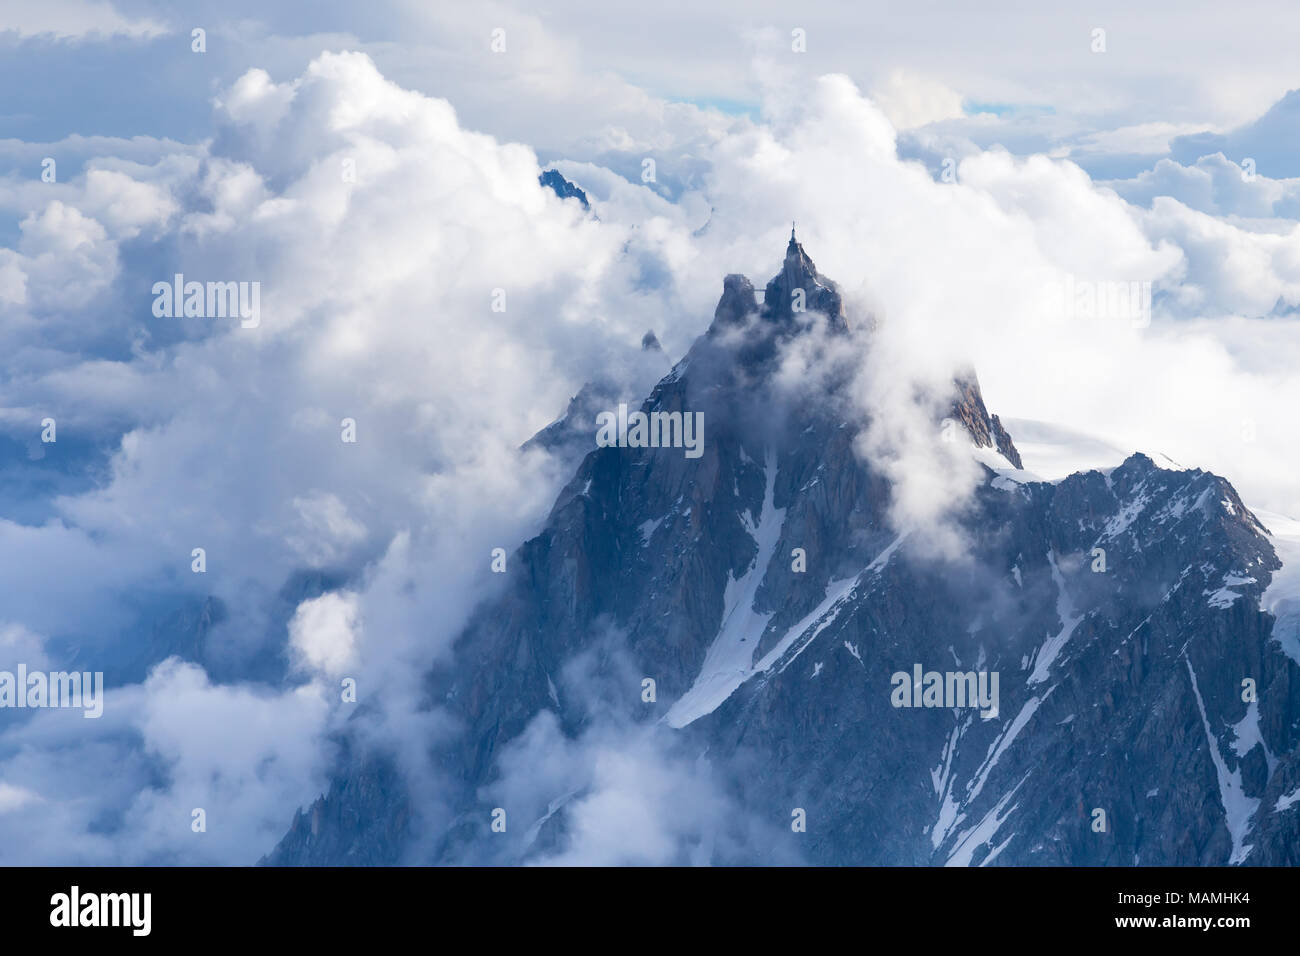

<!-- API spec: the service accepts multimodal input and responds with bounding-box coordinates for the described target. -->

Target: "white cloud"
[0,782,43,813]
[289,590,360,676]
[1077,121,1220,157]
[1105,153,1300,219]
[81,168,178,237]
[0,50,692,862]
[0,0,165,40]
[870,69,966,131]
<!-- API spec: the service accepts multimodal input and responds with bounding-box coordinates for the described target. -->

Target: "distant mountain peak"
[539,168,589,210]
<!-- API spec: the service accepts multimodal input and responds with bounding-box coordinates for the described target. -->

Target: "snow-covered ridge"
[976,419,1187,489]
[664,440,906,729]
[988,418,1295,616]
[664,449,786,729]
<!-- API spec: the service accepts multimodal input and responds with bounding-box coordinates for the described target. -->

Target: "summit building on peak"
[709,228,848,336]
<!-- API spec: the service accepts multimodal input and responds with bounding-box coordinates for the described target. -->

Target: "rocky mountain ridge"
[266,233,1299,866]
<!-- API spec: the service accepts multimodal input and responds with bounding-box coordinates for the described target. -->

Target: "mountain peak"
[708,228,848,337]
[784,222,811,264]
[538,168,590,210]
[766,228,846,329]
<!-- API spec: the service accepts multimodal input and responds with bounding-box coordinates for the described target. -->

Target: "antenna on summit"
[791,221,796,241]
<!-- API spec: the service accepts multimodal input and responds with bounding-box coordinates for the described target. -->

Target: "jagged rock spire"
[765,228,846,329]
[707,228,849,337]
[710,273,759,332]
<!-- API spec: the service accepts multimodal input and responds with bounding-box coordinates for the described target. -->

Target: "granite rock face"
[951,374,1023,470]
[520,379,620,465]
[267,236,1299,867]
[762,228,847,330]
